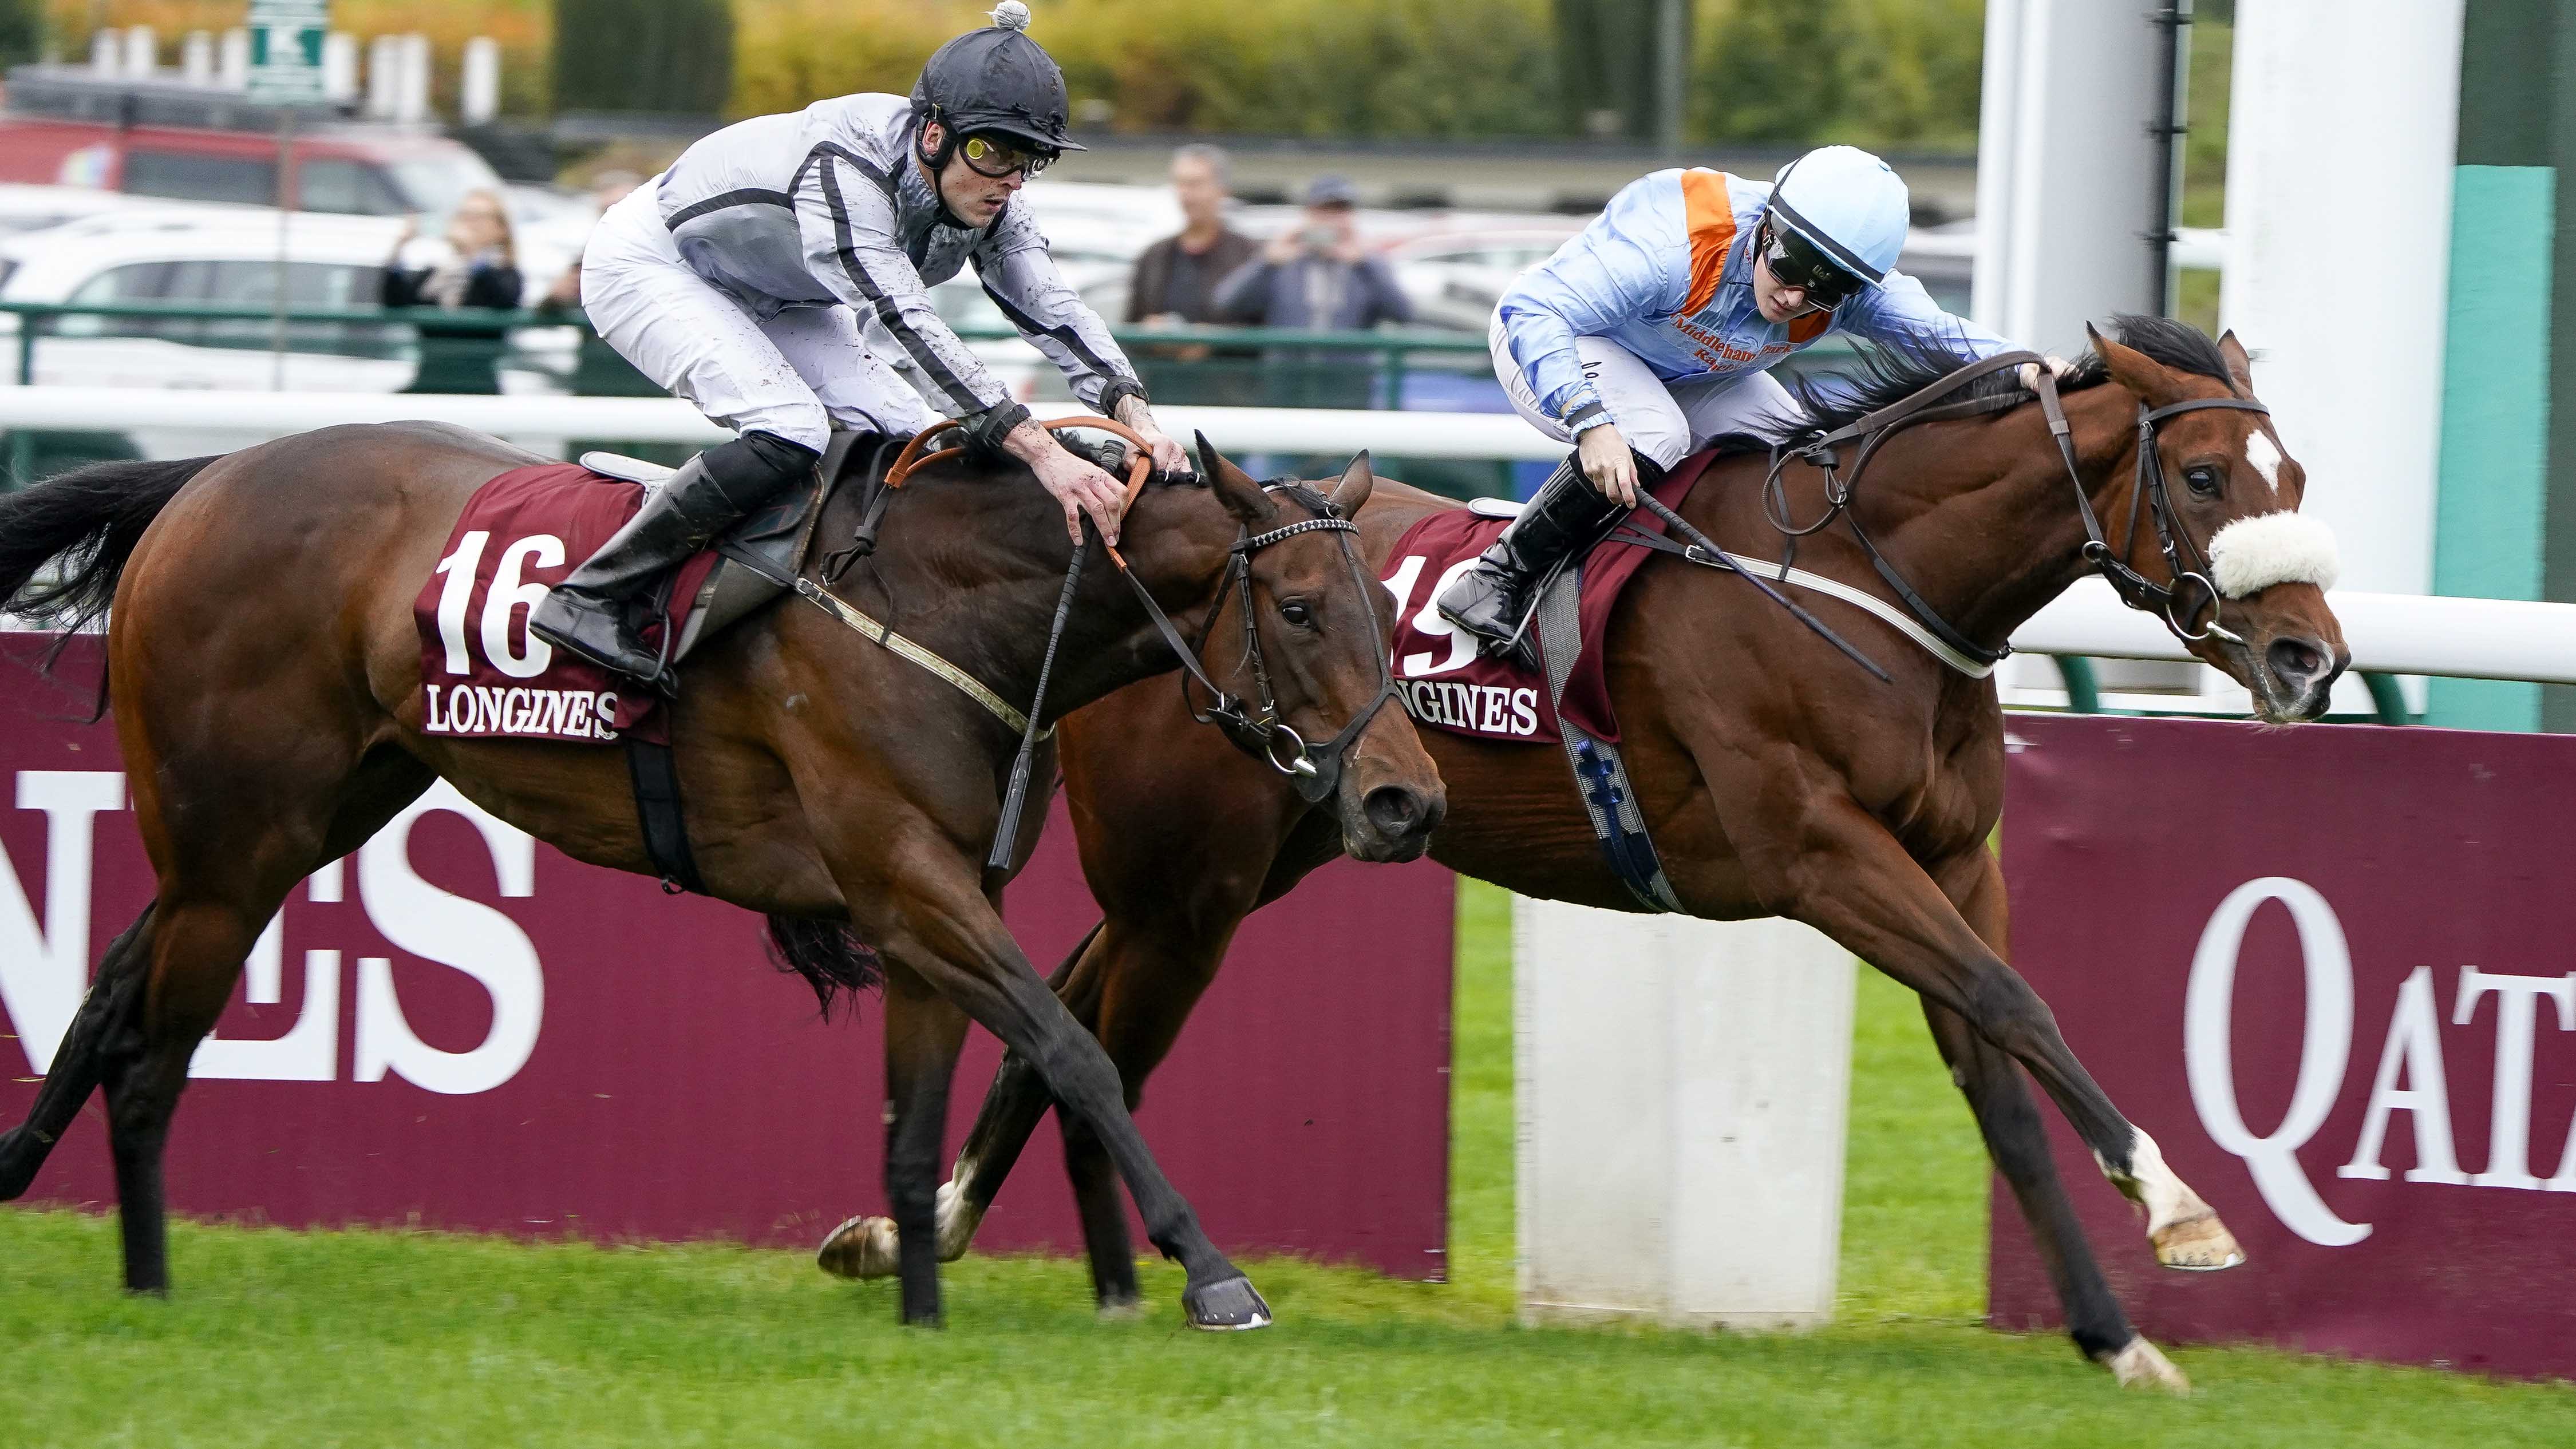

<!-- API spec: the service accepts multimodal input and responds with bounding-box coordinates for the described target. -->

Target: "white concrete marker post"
[1515,897,1858,1329]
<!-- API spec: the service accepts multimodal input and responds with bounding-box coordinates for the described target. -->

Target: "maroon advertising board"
[0,637,1452,1278]
[1996,713,2576,1379]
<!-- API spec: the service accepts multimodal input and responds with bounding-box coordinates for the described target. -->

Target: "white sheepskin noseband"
[2208,511,2340,597]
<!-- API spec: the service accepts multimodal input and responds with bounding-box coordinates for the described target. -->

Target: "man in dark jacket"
[1126,144,1257,327]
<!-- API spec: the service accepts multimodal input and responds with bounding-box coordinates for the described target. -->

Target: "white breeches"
[580,177,941,453]
[1490,313,1796,470]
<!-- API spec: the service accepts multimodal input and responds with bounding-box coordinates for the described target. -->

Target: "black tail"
[0,455,220,662]
[765,916,884,1020]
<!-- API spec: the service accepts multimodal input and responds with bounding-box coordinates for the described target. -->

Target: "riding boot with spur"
[1436,449,1652,670]
[530,430,817,688]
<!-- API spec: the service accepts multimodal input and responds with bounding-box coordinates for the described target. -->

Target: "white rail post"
[365,34,400,120]
[181,30,215,85]
[121,26,156,78]
[461,38,501,126]
[1516,897,1857,1328]
[324,33,360,106]
[220,29,251,90]
[90,30,118,74]
[396,34,433,123]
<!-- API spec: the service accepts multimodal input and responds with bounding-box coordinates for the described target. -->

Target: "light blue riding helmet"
[1766,145,1910,288]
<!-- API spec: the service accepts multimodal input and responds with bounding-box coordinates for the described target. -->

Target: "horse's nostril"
[2267,637,2323,680]
[1364,785,1423,837]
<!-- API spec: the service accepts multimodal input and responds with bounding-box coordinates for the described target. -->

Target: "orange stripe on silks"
[1680,169,1737,316]
[1789,311,1831,345]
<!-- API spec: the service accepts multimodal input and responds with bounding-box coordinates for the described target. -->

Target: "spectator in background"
[1127,144,1256,327]
[383,188,523,310]
[1211,175,1411,333]
[1213,175,1411,414]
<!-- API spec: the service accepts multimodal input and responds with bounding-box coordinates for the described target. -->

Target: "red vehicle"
[0,65,507,225]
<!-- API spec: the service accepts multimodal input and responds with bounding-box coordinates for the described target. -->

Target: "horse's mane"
[1716,313,2241,454]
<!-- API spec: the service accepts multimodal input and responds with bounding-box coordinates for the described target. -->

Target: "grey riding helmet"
[910,2,1085,159]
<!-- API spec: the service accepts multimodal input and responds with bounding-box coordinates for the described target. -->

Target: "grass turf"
[3,881,2570,1446]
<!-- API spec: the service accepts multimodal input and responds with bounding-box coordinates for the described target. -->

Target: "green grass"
[3,881,2570,1446]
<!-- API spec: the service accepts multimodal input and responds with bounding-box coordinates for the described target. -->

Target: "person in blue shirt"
[1439,145,2046,663]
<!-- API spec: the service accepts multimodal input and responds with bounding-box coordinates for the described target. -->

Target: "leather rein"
[1747,347,2272,668]
[886,417,1397,807]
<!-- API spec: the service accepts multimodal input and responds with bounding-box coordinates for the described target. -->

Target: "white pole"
[366,35,401,120]
[1517,900,1856,1328]
[219,29,251,90]
[324,34,360,106]
[90,30,118,75]
[396,34,433,124]
[121,26,156,78]
[181,30,214,85]
[461,37,501,126]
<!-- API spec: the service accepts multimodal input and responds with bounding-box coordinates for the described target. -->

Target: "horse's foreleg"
[1928,853,2185,1391]
[850,850,1268,1331]
[872,963,969,1327]
[1785,799,2242,1288]
[0,908,156,1201]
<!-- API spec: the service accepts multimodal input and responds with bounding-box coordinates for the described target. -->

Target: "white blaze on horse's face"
[2243,428,2284,493]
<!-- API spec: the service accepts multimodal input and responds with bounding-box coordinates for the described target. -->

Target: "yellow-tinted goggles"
[961,134,1054,179]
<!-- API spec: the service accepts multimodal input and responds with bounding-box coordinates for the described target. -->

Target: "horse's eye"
[1279,599,1315,629]
[2185,465,2223,497]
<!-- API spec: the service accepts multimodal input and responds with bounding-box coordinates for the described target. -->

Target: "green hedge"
[555,0,732,116]
[734,0,1984,153]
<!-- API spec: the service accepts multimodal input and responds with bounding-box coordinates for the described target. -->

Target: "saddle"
[579,428,906,666]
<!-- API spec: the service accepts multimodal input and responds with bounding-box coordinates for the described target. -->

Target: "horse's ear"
[2087,321,2187,408]
[1196,433,1274,526]
[1329,451,1374,515]
[2217,329,2257,396]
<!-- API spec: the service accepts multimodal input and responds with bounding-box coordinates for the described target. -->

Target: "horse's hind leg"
[0,908,156,1200]
[104,746,430,1293]
[1929,853,2184,1392]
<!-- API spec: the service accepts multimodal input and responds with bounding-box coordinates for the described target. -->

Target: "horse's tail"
[0,454,220,638]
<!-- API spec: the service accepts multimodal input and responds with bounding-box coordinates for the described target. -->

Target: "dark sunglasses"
[1758,220,1865,310]
[960,133,1056,179]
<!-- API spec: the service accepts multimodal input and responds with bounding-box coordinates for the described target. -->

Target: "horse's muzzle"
[1352,782,1441,862]
[2261,632,2347,721]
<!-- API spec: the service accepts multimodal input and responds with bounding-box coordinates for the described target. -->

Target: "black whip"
[986,527,1091,880]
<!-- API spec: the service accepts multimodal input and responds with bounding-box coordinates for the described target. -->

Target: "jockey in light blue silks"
[1439,145,2049,663]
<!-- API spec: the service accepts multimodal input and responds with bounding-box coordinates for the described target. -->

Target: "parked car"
[1,66,517,243]
[0,207,571,462]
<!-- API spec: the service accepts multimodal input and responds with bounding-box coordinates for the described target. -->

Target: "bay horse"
[825,319,2349,1387]
[0,422,1443,1330]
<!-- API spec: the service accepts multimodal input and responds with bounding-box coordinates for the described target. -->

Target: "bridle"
[1751,347,2271,666]
[884,418,1399,806]
[1128,479,1400,806]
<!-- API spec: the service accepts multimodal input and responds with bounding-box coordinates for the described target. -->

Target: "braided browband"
[1232,517,1357,552]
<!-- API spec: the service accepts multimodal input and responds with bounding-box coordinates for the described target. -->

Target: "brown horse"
[0,422,1442,1329]
[826,319,2350,1387]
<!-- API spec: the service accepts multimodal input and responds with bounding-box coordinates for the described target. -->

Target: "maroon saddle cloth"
[410,462,723,746]
[1378,450,1716,745]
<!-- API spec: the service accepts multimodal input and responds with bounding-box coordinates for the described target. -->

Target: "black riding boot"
[1436,450,1650,668]
[530,430,816,687]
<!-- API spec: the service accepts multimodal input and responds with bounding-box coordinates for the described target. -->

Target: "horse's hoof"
[816,1214,899,1280]
[2097,1337,2191,1394]
[2151,1212,2245,1272]
[1182,1274,1271,1331]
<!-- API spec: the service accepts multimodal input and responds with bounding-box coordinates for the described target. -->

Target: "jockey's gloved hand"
[1575,421,1641,507]
[1006,419,1125,547]
[1111,394,1195,482]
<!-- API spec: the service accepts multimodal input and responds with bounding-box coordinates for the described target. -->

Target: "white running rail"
[7,385,2574,684]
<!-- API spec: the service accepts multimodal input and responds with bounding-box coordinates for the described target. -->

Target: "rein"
[1733,348,2271,674]
[866,416,1398,871]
